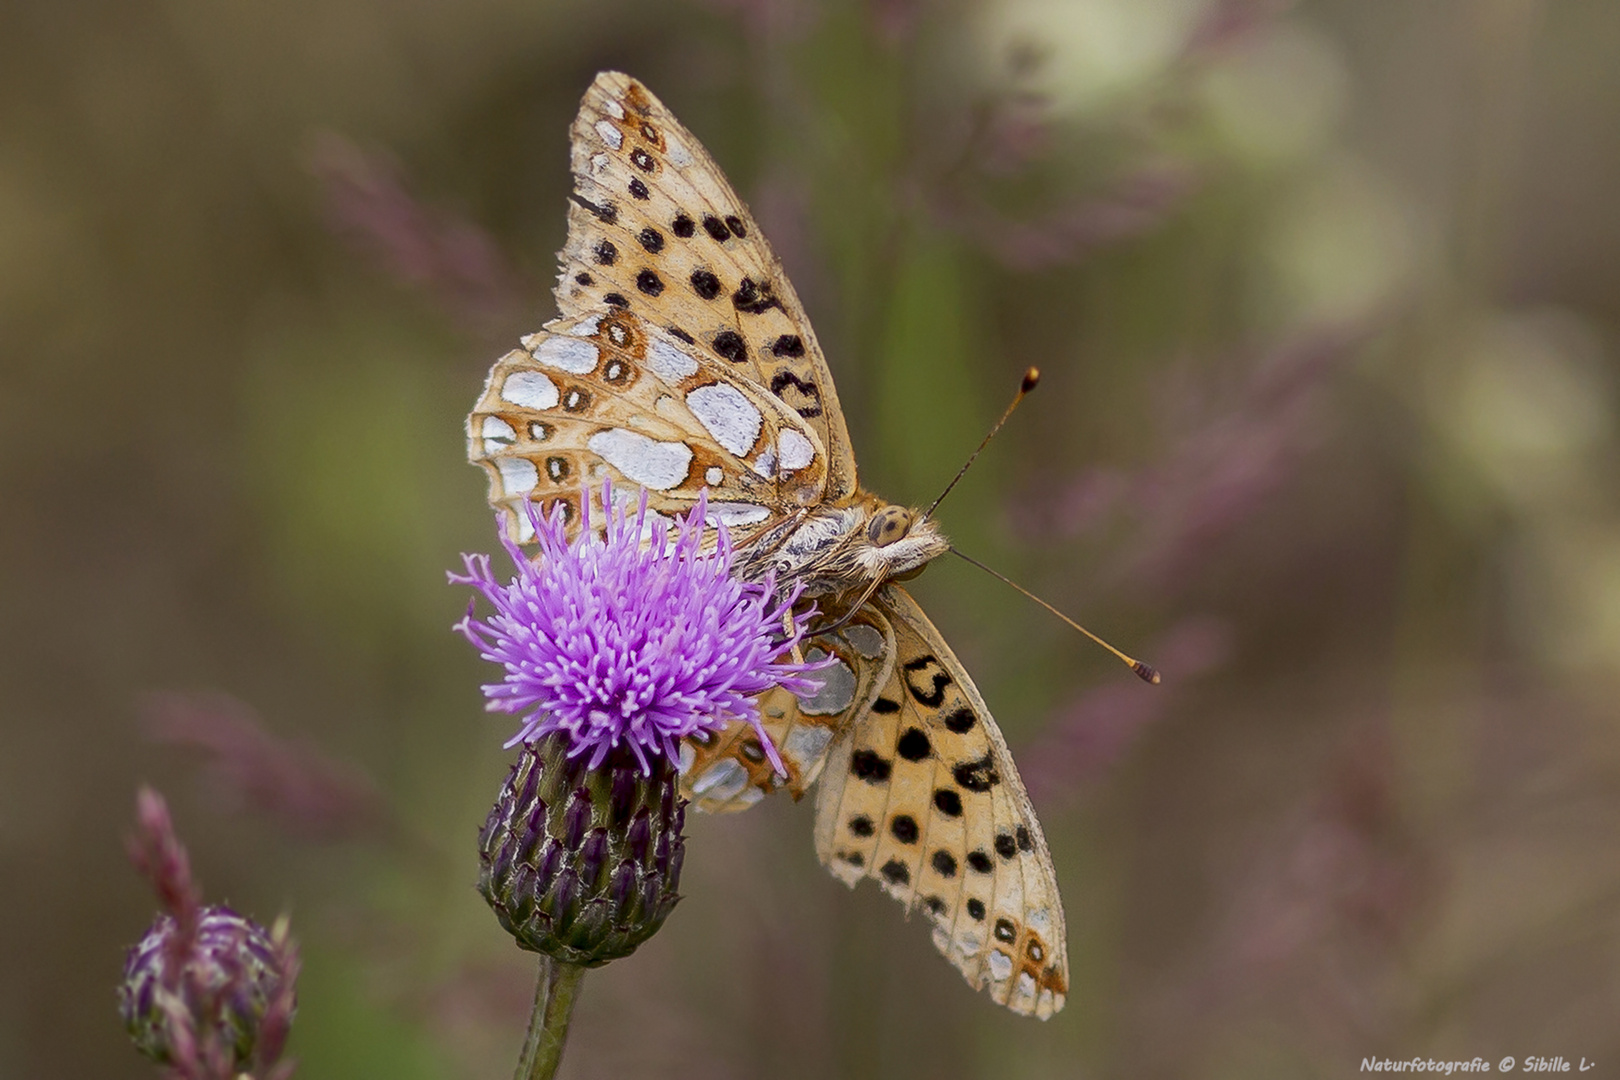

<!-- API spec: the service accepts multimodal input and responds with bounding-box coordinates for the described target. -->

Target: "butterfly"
[466,72,1067,1018]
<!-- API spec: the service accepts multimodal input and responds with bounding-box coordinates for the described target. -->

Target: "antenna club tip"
[1132,661,1161,685]
[1021,367,1041,393]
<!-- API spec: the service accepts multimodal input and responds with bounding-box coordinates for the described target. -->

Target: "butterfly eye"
[866,506,913,547]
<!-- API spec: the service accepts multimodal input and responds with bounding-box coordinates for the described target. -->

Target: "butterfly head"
[860,503,948,580]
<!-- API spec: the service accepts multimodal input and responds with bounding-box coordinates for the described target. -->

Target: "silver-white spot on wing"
[685,383,762,456]
[502,371,559,410]
[663,132,694,167]
[587,429,693,491]
[706,502,771,527]
[781,724,834,767]
[842,624,886,658]
[594,120,622,149]
[481,416,516,448]
[689,758,749,801]
[527,335,599,375]
[647,337,699,383]
[704,466,723,486]
[777,429,815,473]
[795,652,855,715]
[751,446,777,479]
[497,458,539,495]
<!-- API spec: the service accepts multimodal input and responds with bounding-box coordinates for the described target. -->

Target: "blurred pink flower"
[140,691,390,842]
[308,132,523,332]
[1023,615,1234,805]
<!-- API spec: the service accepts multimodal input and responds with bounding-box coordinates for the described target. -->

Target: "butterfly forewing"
[812,586,1069,1019]
[468,310,830,543]
[557,72,858,503]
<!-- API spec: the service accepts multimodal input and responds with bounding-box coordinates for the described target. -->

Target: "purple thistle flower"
[120,788,299,1079]
[450,483,825,774]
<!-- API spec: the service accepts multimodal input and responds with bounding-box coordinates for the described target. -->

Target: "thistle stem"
[515,957,585,1080]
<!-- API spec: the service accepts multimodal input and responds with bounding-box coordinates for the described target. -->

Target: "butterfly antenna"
[949,547,1161,684]
[921,367,1041,522]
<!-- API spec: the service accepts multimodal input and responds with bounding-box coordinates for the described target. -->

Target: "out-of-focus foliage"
[4,0,1619,1076]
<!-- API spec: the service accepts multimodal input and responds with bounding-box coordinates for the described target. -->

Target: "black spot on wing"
[690,269,721,301]
[627,177,650,200]
[732,277,782,315]
[871,697,900,714]
[942,706,976,734]
[896,728,932,761]
[933,789,963,817]
[712,331,747,364]
[637,227,664,253]
[849,815,874,837]
[931,850,958,877]
[903,656,950,708]
[702,215,730,242]
[850,750,891,783]
[672,213,695,238]
[594,239,618,265]
[768,371,823,419]
[724,214,747,237]
[770,334,805,357]
[994,832,1017,859]
[571,193,617,224]
[966,851,993,874]
[953,755,1000,794]
[636,269,664,296]
[890,815,919,844]
[880,859,910,886]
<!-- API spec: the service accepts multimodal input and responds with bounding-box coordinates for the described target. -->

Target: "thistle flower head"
[450,484,824,773]
[119,788,298,1079]
[120,908,290,1071]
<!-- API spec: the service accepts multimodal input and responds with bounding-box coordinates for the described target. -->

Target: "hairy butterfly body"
[468,72,1068,1018]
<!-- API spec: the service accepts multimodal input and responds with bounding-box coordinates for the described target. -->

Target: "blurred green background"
[5,0,1620,1076]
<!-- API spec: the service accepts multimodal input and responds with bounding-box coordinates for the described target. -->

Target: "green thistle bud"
[478,731,685,965]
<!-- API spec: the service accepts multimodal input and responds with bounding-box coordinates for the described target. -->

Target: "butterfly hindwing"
[558,71,858,503]
[682,604,897,812]
[468,310,830,543]
[813,586,1069,1019]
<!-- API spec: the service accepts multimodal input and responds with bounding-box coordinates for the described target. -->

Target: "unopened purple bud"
[119,907,295,1071]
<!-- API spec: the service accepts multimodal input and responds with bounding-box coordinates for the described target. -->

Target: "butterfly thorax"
[730,492,948,598]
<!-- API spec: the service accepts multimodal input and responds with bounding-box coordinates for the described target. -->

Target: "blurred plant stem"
[515,958,584,1080]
